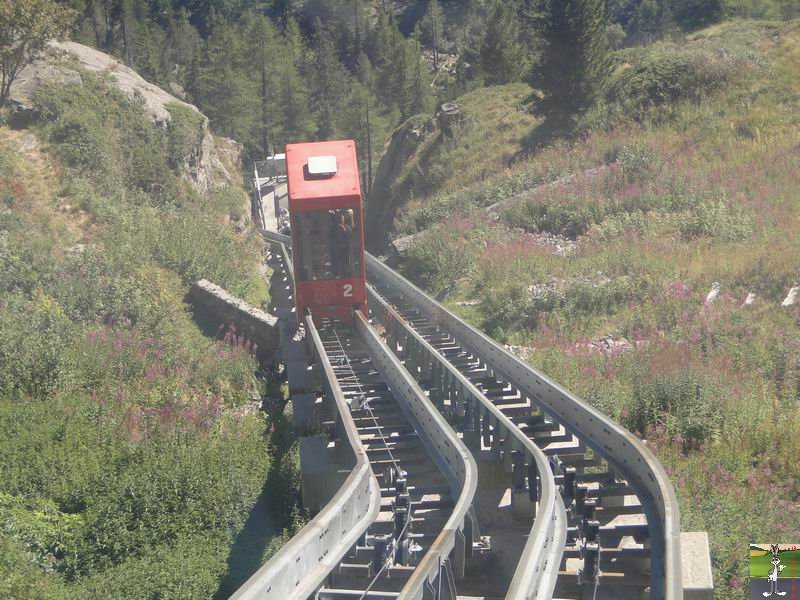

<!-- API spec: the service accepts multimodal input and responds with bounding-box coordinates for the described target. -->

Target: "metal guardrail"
[353,311,479,599]
[233,243,381,600]
[252,164,266,230]
[366,255,683,600]
[257,229,682,598]
[367,287,566,600]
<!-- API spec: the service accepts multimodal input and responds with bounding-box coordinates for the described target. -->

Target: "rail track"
[236,230,685,600]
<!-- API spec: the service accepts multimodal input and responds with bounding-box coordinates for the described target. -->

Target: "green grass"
[0,62,288,595]
[395,19,800,599]
[750,550,800,578]
[383,83,542,235]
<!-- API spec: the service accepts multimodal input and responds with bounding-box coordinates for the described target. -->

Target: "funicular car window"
[295,209,361,281]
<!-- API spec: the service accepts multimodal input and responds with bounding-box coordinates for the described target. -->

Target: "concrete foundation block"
[511,488,535,519]
[298,435,339,513]
[682,531,714,600]
[292,393,317,428]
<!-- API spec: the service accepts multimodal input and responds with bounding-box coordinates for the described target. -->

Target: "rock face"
[8,41,241,194]
[365,115,436,252]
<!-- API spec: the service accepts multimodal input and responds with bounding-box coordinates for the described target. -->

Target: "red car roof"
[286,140,361,203]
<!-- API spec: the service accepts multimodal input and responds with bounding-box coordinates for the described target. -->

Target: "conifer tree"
[193,14,251,141]
[278,17,314,143]
[247,13,280,156]
[308,21,352,140]
[479,2,527,85]
[530,0,612,115]
[421,0,444,71]
[368,10,405,118]
[632,0,665,42]
[402,26,432,118]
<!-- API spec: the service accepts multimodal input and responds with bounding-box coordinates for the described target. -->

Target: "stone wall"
[188,279,280,359]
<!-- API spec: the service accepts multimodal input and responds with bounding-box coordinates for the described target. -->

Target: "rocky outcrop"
[365,114,436,252]
[8,41,241,194]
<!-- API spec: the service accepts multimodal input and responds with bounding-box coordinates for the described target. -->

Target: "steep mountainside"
[365,84,539,251]
[375,20,800,597]
[0,43,300,598]
[8,41,242,198]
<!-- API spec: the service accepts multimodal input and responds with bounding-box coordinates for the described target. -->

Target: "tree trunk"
[438,102,462,139]
[260,64,270,155]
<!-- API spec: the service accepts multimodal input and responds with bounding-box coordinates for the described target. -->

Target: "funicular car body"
[286,140,368,325]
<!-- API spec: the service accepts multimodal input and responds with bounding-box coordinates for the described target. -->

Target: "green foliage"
[33,75,178,204]
[530,0,612,114]
[0,30,291,596]
[0,0,75,104]
[165,102,204,170]
[626,367,725,446]
[669,0,724,31]
[0,292,75,399]
[479,2,528,85]
[613,143,661,183]
[72,533,229,599]
[598,39,766,125]
[0,535,64,599]
[0,392,271,580]
[401,223,483,293]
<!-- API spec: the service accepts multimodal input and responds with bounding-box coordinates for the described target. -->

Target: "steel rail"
[257,229,682,598]
[232,244,381,600]
[367,286,566,600]
[251,233,481,599]
[365,255,682,600]
[353,311,479,599]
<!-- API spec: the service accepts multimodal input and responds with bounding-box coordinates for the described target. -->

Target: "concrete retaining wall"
[188,279,280,358]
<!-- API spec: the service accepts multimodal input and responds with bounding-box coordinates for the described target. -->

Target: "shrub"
[165,102,205,171]
[71,533,228,599]
[0,493,80,572]
[503,194,606,238]
[33,75,177,205]
[626,362,725,448]
[0,292,75,399]
[605,42,764,120]
[0,535,64,599]
[677,198,754,241]
[615,144,661,183]
[402,224,481,292]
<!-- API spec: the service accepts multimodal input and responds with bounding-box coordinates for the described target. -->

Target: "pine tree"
[308,21,353,140]
[402,26,432,118]
[193,14,251,141]
[632,0,665,43]
[246,13,280,156]
[668,0,723,30]
[530,0,612,115]
[479,2,528,85]
[278,17,315,143]
[368,10,405,117]
[421,0,444,71]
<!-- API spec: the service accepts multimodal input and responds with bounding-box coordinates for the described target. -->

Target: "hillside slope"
[383,19,800,598]
[0,44,298,598]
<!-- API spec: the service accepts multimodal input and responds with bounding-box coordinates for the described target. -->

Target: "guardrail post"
[452,528,466,580]
[439,558,458,600]
[481,407,491,449]
[502,431,514,473]
[462,398,480,450]
[511,451,535,519]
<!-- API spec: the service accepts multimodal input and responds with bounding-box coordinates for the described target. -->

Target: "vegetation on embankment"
[0,65,300,597]
[396,20,800,598]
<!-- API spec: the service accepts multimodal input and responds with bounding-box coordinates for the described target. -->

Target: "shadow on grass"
[519,108,576,157]
[214,418,302,599]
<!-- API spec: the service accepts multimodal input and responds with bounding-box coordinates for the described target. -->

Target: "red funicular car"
[286,140,368,325]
